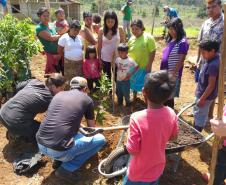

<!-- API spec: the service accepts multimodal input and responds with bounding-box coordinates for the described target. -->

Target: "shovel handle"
[79,125,129,137]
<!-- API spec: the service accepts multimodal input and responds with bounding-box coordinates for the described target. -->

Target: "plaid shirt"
[197,13,224,68]
[198,13,224,44]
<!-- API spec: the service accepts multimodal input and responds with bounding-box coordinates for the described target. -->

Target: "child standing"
[115,43,138,106]
[92,14,101,37]
[83,45,101,92]
[55,8,69,35]
[193,40,220,132]
[123,70,178,185]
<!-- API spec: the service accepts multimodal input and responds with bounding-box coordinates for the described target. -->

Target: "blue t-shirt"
[167,8,178,19]
[0,0,7,7]
[196,55,219,100]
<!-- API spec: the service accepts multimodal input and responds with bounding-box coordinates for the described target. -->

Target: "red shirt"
[83,59,101,79]
[126,107,178,182]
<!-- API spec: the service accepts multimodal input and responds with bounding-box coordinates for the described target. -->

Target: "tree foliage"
[0,14,39,91]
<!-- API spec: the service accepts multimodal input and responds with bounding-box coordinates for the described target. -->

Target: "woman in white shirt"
[58,20,83,82]
[98,10,125,81]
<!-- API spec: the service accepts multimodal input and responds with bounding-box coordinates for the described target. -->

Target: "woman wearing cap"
[80,11,97,51]
[98,10,125,81]
[36,7,63,75]
[0,73,66,143]
[128,19,156,100]
[58,20,83,82]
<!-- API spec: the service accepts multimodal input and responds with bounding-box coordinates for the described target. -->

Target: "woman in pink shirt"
[123,70,179,185]
[83,45,101,93]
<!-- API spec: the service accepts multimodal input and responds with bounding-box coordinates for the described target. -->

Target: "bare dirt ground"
[0,39,214,185]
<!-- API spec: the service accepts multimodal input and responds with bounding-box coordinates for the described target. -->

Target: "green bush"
[197,4,207,18]
[0,14,39,91]
[91,2,98,13]
[142,10,147,18]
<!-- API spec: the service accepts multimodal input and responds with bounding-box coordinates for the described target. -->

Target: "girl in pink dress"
[83,45,101,92]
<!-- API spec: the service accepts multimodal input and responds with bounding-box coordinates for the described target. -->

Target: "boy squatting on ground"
[123,70,179,185]
[193,39,220,132]
[115,43,138,106]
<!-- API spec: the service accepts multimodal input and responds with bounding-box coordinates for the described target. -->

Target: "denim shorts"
[193,98,213,127]
[122,175,159,185]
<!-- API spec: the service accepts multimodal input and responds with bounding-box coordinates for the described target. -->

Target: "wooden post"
[97,0,104,16]
[112,59,116,114]
[151,4,157,35]
[208,4,226,185]
[44,0,50,10]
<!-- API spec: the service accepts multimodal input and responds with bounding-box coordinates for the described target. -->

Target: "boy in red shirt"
[123,70,179,185]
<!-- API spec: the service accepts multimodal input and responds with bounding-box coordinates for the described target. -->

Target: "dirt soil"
[166,122,204,149]
[0,39,215,185]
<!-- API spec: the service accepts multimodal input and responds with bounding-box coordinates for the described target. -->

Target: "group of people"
[0,0,225,184]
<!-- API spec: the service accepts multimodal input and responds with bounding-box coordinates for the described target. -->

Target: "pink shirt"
[126,107,178,182]
[83,59,101,79]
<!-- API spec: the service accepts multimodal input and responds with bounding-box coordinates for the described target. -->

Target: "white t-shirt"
[101,32,120,62]
[115,57,138,81]
[58,33,83,61]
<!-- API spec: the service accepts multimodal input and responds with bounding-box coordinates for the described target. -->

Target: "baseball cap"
[163,5,169,10]
[127,0,133,3]
[70,77,88,89]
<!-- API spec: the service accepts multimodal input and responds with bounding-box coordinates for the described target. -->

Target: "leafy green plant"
[0,14,39,93]
[93,73,112,125]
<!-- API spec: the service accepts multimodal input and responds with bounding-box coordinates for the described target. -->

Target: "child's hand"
[197,98,205,107]
[124,74,131,81]
[210,117,226,137]
[99,59,103,70]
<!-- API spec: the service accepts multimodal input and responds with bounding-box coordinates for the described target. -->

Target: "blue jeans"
[38,133,106,172]
[193,98,213,128]
[123,175,159,185]
[116,80,130,104]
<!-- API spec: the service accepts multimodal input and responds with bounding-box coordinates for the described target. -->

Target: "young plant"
[93,73,112,125]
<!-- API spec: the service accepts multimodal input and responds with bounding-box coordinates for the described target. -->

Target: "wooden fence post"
[208,3,226,185]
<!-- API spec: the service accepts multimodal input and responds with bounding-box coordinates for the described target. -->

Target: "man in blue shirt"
[163,5,178,23]
[162,5,178,38]
[0,0,7,16]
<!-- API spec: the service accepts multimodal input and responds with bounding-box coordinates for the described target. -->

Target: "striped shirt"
[160,37,189,78]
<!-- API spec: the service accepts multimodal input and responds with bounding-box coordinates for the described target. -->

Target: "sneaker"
[52,160,62,169]
[55,167,80,182]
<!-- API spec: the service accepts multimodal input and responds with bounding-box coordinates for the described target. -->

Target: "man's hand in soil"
[197,98,205,107]
[210,117,226,137]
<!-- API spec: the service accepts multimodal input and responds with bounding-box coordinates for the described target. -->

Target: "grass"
[146,26,199,38]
